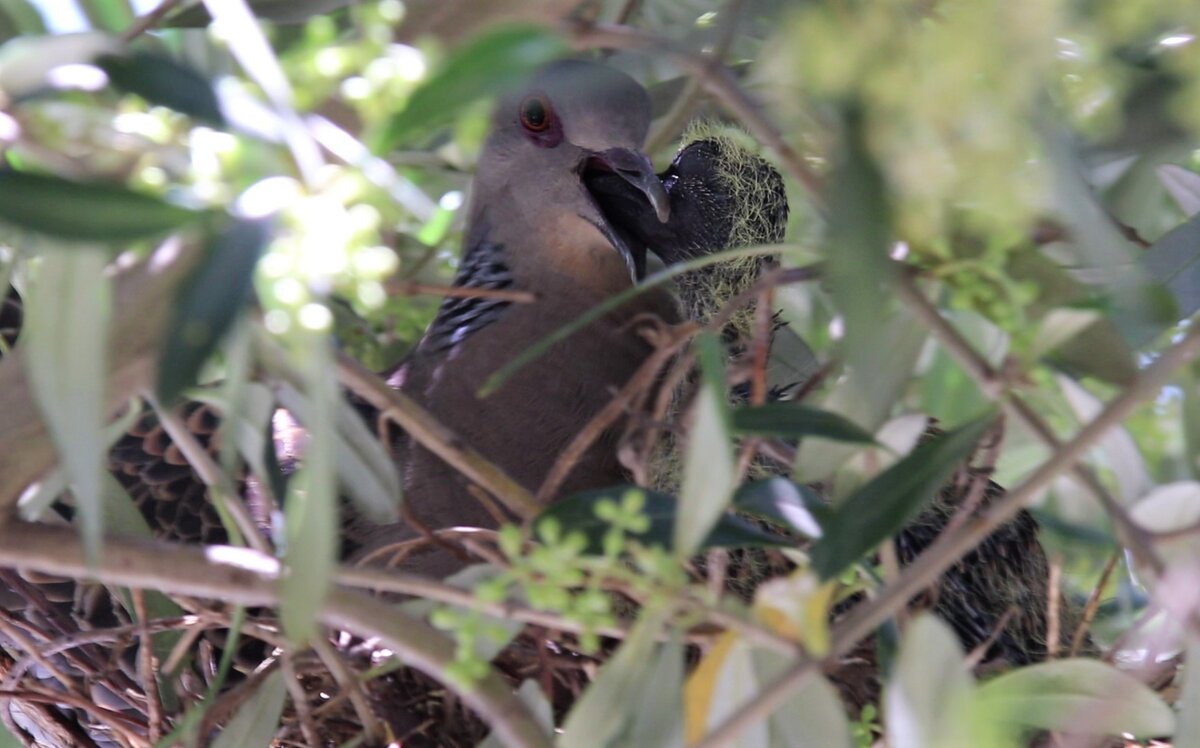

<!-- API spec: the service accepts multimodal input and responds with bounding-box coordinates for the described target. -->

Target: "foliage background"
[0,0,1197,746]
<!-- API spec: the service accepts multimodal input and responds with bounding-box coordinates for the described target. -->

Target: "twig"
[385,280,536,304]
[893,271,1165,576]
[567,20,826,208]
[280,650,321,748]
[330,350,542,520]
[120,0,184,42]
[692,319,1200,748]
[132,590,164,744]
[1070,551,1119,657]
[309,636,384,744]
[0,609,82,697]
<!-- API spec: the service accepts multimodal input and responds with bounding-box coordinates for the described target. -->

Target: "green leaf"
[810,412,996,580]
[1158,164,1200,217]
[973,658,1175,739]
[1145,210,1200,321]
[752,650,853,748]
[477,680,556,748]
[98,50,225,125]
[0,171,200,242]
[157,219,268,404]
[560,607,677,748]
[1177,635,1200,747]
[535,487,793,555]
[280,334,338,645]
[165,0,356,26]
[374,25,567,152]
[24,248,110,565]
[732,478,826,538]
[0,0,46,45]
[79,0,134,32]
[675,332,737,557]
[732,402,877,443]
[0,32,119,99]
[885,615,975,748]
[210,668,287,748]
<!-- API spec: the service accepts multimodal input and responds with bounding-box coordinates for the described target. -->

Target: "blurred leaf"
[211,668,287,748]
[1129,481,1200,565]
[536,487,793,554]
[0,0,46,44]
[1046,130,1177,347]
[79,0,134,32]
[0,31,119,99]
[752,649,852,748]
[166,0,355,26]
[885,615,974,748]
[685,632,768,748]
[732,478,825,538]
[627,637,685,747]
[1006,248,1137,385]
[794,309,927,482]
[477,680,556,748]
[1184,361,1200,481]
[731,402,876,443]
[561,607,677,748]
[98,50,225,125]
[1028,308,1101,362]
[675,332,737,557]
[1058,374,1150,502]
[0,722,19,748]
[280,335,338,645]
[1158,164,1200,217]
[810,412,996,580]
[157,219,268,404]
[825,105,895,379]
[973,658,1174,738]
[374,25,566,152]
[24,248,110,565]
[753,570,837,656]
[1145,211,1200,320]
[1178,635,1200,748]
[0,171,200,242]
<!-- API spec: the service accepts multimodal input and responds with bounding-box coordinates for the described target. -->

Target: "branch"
[0,523,553,748]
[694,318,1200,748]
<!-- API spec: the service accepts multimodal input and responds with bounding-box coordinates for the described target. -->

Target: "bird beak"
[586,147,671,223]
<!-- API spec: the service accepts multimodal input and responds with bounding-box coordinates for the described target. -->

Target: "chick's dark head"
[584,132,789,269]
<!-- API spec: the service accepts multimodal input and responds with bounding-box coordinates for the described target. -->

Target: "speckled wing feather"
[419,239,514,355]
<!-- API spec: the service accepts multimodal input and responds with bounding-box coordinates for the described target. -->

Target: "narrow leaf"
[731,402,876,443]
[374,25,566,151]
[885,615,974,748]
[684,632,769,748]
[0,32,118,98]
[98,50,225,124]
[732,478,825,538]
[0,171,199,242]
[561,607,674,748]
[753,650,852,748]
[1145,210,1200,320]
[810,412,996,580]
[157,219,268,404]
[24,248,110,564]
[675,332,737,557]
[210,669,287,748]
[1158,164,1200,217]
[536,487,793,554]
[973,658,1175,738]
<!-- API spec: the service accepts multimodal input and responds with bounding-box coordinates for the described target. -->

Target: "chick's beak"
[586,147,670,223]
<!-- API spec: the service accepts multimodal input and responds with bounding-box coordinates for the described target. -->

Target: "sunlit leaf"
[733,478,825,538]
[973,658,1175,738]
[98,50,225,125]
[885,615,974,748]
[684,632,768,748]
[210,668,287,748]
[561,607,676,748]
[157,219,268,404]
[1158,164,1200,217]
[536,487,793,554]
[674,333,738,556]
[0,31,118,99]
[24,248,110,565]
[731,402,876,443]
[0,171,200,242]
[374,25,567,151]
[810,412,996,580]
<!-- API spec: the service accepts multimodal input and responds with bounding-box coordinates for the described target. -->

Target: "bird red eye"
[519,96,551,132]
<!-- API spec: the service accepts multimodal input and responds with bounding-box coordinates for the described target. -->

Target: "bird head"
[471,59,669,280]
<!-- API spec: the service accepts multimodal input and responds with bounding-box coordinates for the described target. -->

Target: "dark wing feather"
[419,239,514,355]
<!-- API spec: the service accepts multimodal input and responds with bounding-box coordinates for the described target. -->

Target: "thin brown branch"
[280,651,321,748]
[693,319,1200,748]
[120,0,185,42]
[1070,551,1119,657]
[131,590,164,744]
[309,636,385,744]
[385,280,536,304]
